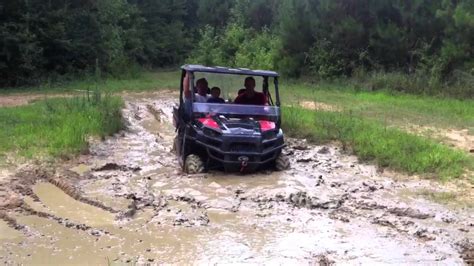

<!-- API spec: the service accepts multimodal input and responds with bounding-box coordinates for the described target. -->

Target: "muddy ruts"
[251,191,348,210]
[167,195,203,209]
[462,250,474,265]
[19,204,110,236]
[9,166,50,202]
[458,240,474,265]
[0,211,25,230]
[146,104,164,122]
[47,178,120,213]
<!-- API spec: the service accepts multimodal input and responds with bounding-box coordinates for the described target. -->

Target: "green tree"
[196,0,233,28]
[135,0,189,66]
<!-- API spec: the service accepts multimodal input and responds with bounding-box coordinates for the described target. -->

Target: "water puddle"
[32,182,115,227]
[0,220,22,240]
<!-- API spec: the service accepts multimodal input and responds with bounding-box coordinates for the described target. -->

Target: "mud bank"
[0,92,473,264]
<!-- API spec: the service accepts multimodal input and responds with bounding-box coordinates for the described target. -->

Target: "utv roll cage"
[179,64,281,111]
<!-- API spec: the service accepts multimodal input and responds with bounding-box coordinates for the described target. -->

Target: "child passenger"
[207,87,225,103]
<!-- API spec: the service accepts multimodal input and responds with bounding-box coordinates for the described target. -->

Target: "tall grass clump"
[282,106,469,180]
[0,91,123,159]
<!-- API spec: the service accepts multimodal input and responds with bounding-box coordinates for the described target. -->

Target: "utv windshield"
[188,71,279,106]
[183,71,281,121]
[193,103,280,120]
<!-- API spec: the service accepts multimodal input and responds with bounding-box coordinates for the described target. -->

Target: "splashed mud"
[0,92,472,264]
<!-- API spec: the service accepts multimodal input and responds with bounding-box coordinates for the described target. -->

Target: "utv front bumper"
[194,132,285,171]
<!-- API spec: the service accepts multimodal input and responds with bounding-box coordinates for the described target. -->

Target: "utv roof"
[181,64,279,77]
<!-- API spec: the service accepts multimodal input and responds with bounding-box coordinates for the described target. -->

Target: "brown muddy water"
[0,92,473,265]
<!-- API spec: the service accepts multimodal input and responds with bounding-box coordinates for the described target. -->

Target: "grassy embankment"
[0,71,179,161]
[0,91,123,161]
[280,80,473,131]
[283,106,469,179]
[280,80,473,180]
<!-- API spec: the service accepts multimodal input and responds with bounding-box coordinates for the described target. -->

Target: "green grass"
[0,70,180,95]
[5,70,471,132]
[0,91,123,159]
[282,106,470,179]
[0,70,177,161]
[280,81,474,130]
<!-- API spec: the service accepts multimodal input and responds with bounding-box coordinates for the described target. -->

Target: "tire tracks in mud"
[0,166,122,237]
[241,138,473,263]
[47,178,120,214]
[19,203,111,237]
[1,94,473,264]
[0,211,25,231]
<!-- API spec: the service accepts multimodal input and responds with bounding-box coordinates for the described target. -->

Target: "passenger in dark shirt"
[234,77,266,105]
[207,87,225,103]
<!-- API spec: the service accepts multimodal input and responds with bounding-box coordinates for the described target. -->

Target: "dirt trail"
[0,92,473,264]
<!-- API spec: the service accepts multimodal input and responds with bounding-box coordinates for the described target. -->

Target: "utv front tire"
[184,154,204,174]
[275,153,290,171]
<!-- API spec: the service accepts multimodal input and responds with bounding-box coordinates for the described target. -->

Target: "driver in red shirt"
[234,77,266,105]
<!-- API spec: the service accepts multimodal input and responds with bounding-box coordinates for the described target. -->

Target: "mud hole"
[0,92,473,264]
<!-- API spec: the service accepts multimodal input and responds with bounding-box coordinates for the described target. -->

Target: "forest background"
[1,0,473,97]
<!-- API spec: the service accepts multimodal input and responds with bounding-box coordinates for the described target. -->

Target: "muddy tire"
[275,153,290,171]
[184,154,204,174]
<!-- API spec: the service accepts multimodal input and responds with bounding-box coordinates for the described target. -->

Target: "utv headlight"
[203,128,221,138]
[263,130,277,139]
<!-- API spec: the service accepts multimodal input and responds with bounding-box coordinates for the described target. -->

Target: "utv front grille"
[229,143,257,152]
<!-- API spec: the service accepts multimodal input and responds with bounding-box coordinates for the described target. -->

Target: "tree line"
[1,0,473,96]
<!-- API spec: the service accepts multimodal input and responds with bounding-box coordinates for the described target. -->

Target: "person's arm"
[183,72,191,99]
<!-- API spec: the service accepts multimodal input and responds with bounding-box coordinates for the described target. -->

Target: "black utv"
[173,65,290,174]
